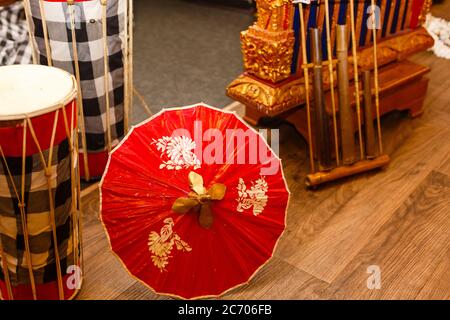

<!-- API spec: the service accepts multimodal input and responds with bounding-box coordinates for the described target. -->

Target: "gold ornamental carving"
[227,0,435,116]
[258,0,292,10]
[356,27,434,69]
[419,0,433,24]
[241,0,295,83]
[241,27,295,83]
[227,74,306,115]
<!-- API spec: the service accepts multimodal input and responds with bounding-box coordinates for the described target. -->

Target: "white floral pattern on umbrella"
[152,136,201,170]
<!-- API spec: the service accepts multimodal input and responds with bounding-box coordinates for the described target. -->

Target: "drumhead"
[0,65,76,121]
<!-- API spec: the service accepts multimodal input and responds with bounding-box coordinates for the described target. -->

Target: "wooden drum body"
[0,65,82,300]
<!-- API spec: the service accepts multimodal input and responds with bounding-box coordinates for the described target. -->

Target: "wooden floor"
[77,5,450,300]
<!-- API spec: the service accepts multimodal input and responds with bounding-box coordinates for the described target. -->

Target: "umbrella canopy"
[100,104,290,299]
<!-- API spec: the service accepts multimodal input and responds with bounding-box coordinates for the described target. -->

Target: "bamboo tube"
[68,1,90,181]
[371,0,384,155]
[362,70,378,159]
[306,155,390,187]
[38,0,52,66]
[23,0,38,64]
[72,99,85,275]
[311,27,333,171]
[324,0,341,166]
[20,120,38,300]
[349,0,364,159]
[75,129,85,275]
[133,87,152,116]
[71,101,82,272]
[336,24,356,165]
[61,102,79,272]
[123,0,130,133]
[129,0,134,124]
[101,0,112,153]
[298,4,315,173]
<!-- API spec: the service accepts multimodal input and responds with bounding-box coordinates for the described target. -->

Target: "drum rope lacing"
[37,0,52,66]
[101,0,112,153]
[0,101,82,300]
[0,121,37,299]
[66,0,91,181]
[26,111,65,299]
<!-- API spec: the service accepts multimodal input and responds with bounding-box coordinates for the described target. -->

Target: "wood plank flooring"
[76,4,450,300]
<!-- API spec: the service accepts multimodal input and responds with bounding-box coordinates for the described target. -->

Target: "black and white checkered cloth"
[0,139,75,286]
[0,2,33,65]
[28,0,125,153]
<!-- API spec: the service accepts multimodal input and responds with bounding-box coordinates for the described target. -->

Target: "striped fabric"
[0,2,33,65]
[28,0,126,154]
[0,138,75,286]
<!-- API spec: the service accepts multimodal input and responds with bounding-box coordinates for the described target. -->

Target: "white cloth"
[425,13,450,60]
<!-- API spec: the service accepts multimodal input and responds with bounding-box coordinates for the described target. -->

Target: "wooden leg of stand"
[407,78,429,118]
[284,107,311,144]
[376,77,429,118]
[244,106,265,127]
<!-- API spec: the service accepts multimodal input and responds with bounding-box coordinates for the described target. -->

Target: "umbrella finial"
[172,172,226,229]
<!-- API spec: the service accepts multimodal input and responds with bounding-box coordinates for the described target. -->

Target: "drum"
[23,0,134,180]
[0,64,82,300]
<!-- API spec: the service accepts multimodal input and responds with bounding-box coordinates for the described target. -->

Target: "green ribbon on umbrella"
[172,172,226,229]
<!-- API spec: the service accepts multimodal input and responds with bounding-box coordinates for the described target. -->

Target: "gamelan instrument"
[22,0,135,180]
[310,27,332,171]
[0,65,83,300]
[336,23,356,166]
[228,0,433,119]
[363,70,378,160]
[227,0,433,186]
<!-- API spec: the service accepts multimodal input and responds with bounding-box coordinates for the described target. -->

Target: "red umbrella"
[100,104,290,299]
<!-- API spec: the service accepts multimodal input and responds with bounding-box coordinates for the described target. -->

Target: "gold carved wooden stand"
[227,0,434,186]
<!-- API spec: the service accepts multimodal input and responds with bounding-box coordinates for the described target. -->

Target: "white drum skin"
[0,64,81,300]
[0,65,76,121]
